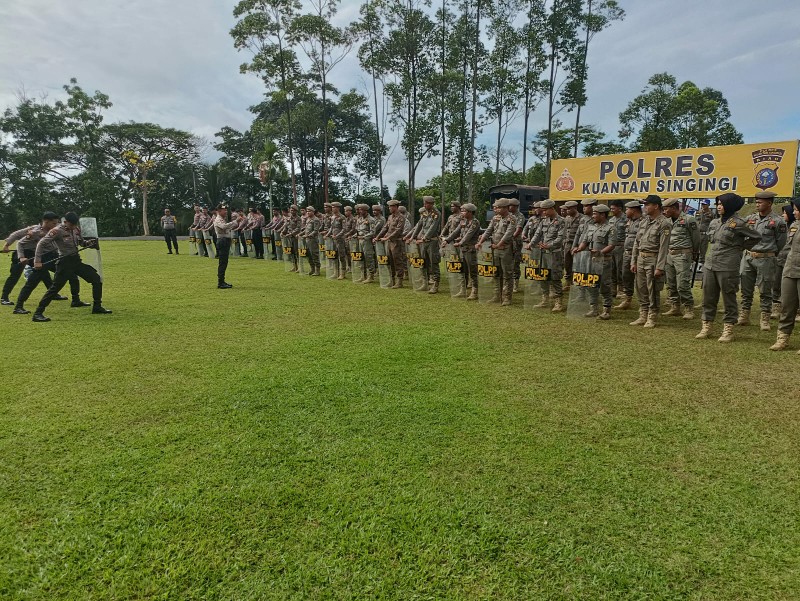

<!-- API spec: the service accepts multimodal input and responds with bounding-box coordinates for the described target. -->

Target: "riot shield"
[244,230,255,258]
[263,231,271,257]
[325,238,338,280]
[443,243,464,298]
[78,217,104,281]
[406,241,427,292]
[349,239,365,283]
[567,251,597,318]
[189,229,198,255]
[477,240,499,303]
[275,235,283,261]
[231,233,241,258]
[282,235,294,271]
[317,236,326,277]
[203,231,216,258]
[375,240,391,288]
[522,247,539,309]
[297,237,309,274]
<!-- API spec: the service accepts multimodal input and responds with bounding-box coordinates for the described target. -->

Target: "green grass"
[1,241,798,600]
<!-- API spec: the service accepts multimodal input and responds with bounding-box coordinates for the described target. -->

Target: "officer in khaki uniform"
[282,205,302,272]
[615,201,642,310]
[521,202,542,251]
[327,202,348,279]
[696,193,761,343]
[696,199,713,261]
[302,206,321,275]
[662,198,701,319]
[439,201,462,244]
[770,199,800,351]
[377,199,406,287]
[631,195,671,328]
[529,199,566,312]
[737,190,787,330]
[476,197,515,306]
[575,204,616,319]
[455,203,480,300]
[408,196,441,293]
[353,204,376,282]
[771,204,795,318]
[342,206,356,272]
[562,201,581,289]
[608,199,627,297]
[508,198,526,292]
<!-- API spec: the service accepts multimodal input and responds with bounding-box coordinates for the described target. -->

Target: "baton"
[691,255,700,288]
[36,245,92,268]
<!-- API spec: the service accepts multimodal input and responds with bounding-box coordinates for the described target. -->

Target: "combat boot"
[453,284,466,298]
[501,290,512,306]
[513,279,520,293]
[718,323,735,343]
[760,311,771,331]
[551,297,564,312]
[563,280,571,292]
[663,302,682,317]
[771,302,781,320]
[643,311,658,328]
[584,304,598,318]
[682,304,695,320]
[629,310,648,326]
[615,295,632,310]
[428,282,439,294]
[695,320,712,339]
[736,308,750,326]
[488,282,502,303]
[362,273,373,283]
[466,286,478,301]
[597,306,611,320]
[337,273,346,280]
[391,277,403,289]
[770,332,790,351]
[533,295,550,309]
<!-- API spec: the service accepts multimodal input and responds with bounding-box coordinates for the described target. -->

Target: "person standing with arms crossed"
[160,209,179,254]
[213,205,243,289]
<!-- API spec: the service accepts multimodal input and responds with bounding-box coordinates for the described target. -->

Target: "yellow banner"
[549,140,799,201]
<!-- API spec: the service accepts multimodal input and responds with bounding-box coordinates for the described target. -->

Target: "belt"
[639,251,658,257]
[668,248,693,255]
[746,251,776,258]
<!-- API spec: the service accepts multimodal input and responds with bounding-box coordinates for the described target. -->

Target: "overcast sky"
[1,0,799,192]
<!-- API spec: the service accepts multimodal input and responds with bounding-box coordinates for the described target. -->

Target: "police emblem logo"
[751,147,785,190]
[727,219,737,228]
[555,168,575,192]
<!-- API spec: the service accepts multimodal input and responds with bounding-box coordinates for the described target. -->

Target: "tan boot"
[682,304,695,320]
[629,310,648,326]
[615,295,632,310]
[759,311,771,331]
[771,302,781,320]
[391,277,403,289]
[428,282,439,294]
[466,286,478,301]
[453,283,466,298]
[695,320,712,339]
[533,295,550,309]
[770,332,790,351]
[736,308,750,326]
[597,307,611,320]
[551,297,564,312]
[663,302,682,317]
[513,279,519,293]
[718,323,735,343]
[643,311,658,328]
[363,273,374,284]
[337,273,346,280]
[584,304,598,318]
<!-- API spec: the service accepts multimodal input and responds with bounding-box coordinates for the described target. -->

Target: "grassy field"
[1,241,798,600]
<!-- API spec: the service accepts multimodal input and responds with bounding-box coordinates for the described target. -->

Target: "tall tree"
[520,0,547,177]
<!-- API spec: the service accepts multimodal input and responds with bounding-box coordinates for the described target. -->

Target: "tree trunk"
[545,0,559,185]
[466,0,482,204]
[141,166,150,236]
[276,20,298,204]
[321,32,330,206]
[573,0,592,157]
[440,0,447,224]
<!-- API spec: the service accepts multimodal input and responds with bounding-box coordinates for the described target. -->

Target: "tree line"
[2,0,750,236]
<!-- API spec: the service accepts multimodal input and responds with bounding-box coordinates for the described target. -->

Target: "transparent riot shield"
[244,230,255,258]
[275,234,283,261]
[522,247,539,309]
[204,231,216,258]
[477,240,499,303]
[231,233,241,258]
[406,241,427,292]
[282,235,294,271]
[349,239,365,283]
[567,251,598,318]
[188,229,198,255]
[317,236,326,277]
[297,237,309,274]
[325,238,338,280]
[443,243,464,298]
[375,240,391,288]
[78,217,103,281]
[263,231,271,258]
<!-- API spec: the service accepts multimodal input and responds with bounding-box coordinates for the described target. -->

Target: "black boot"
[13,307,30,315]
[218,282,233,289]
[0,298,12,306]
[92,304,112,314]
[54,294,68,301]
[71,299,91,308]
[32,313,50,322]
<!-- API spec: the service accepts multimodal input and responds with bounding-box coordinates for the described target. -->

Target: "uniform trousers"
[252,228,264,258]
[36,256,102,314]
[740,254,776,312]
[777,275,800,334]
[666,251,695,308]
[164,230,178,253]
[635,254,665,313]
[217,238,231,284]
[702,269,739,324]
[388,240,406,280]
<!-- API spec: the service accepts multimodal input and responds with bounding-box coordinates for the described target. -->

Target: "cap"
[306,204,315,210]
[643,194,662,205]
[755,190,777,200]
[290,204,298,210]
[508,198,520,206]
[216,204,227,211]
[450,200,461,207]
[331,201,342,208]
[387,199,401,207]
[493,198,511,208]
[42,211,59,221]
[593,204,611,213]
[700,198,711,205]
[540,200,555,209]
[624,200,642,209]
[580,198,597,206]
[64,212,80,224]
[323,202,332,208]
[461,203,477,212]
[423,195,435,203]
[344,205,353,211]
[399,206,407,213]
[662,198,681,208]
[533,201,542,209]
[371,204,383,211]
[564,201,579,208]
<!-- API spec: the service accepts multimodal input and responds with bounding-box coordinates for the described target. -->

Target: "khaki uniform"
[483,213,516,302]
[563,213,581,283]
[370,215,386,274]
[665,212,700,310]
[696,207,713,260]
[328,214,348,275]
[282,214,302,269]
[777,220,800,334]
[580,221,616,309]
[512,211,526,284]
[355,215,376,278]
[621,216,641,298]
[456,217,480,291]
[632,214,671,314]
[531,214,566,300]
[740,212,787,313]
[342,215,356,269]
[378,213,406,282]
[411,208,441,285]
[302,216,321,272]
[702,215,761,324]
[608,213,627,293]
